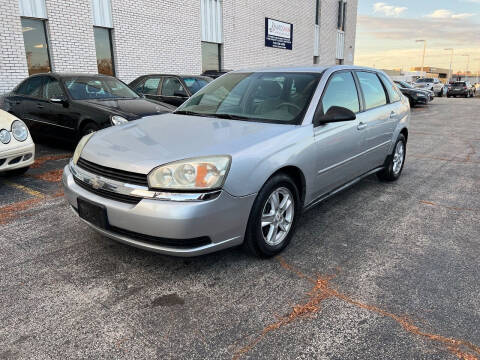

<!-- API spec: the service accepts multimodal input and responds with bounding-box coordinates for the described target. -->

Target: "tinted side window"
[132,79,145,93]
[321,72,360,114]
[17,77,44,97]
[43,78,65,99]
[161,77,187,97]
[357,72,387,109]
[379,73,401,103]
[143,78,161,95]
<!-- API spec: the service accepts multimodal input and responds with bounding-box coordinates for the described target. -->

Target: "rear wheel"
[244,174,300,258]
[377,134,406,182]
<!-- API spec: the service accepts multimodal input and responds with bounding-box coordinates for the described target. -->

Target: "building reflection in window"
[21,18,51,75]
[94,27,115,76]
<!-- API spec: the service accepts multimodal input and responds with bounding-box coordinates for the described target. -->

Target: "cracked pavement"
[0,97,479,359]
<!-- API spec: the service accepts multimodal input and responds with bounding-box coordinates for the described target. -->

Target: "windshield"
[64,77,139,100]
[416,78,434,83]
[452,82,466,86]
[395,81,413,89]
[182,77,212,95]
[175,72,322,124]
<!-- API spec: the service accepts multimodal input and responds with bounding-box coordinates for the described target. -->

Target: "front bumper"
[0,141,35,172]
[63,165,256,256]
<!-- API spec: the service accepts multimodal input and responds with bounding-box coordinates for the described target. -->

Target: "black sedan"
[0,73,174,141]
[394,80,431,107]
[129,74,212,107]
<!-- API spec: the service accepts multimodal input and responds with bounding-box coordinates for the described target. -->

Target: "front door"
[159,77,189,107]
[313,71,365,198]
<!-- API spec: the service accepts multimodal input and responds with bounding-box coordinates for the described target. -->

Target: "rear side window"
[379,73,401,103]
[321,72,360,114]
[143,78,161,95]
[16,77,45,97]
[356,71,387,110]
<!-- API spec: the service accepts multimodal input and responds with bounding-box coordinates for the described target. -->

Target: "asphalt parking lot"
[1,97,479,359]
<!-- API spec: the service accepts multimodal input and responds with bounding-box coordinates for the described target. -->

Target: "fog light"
[23,153,33,161]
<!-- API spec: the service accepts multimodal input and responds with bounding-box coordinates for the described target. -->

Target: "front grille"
[109,225,211,248]
[74,176,141,205]
[77,158,148,186]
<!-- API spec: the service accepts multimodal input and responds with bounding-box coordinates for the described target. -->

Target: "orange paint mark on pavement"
[420,200,476,212]
[29,169,64,182]
[31,154,71,169]
[233,258,480,360]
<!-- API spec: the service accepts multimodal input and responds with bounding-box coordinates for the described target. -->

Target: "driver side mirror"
[317,106,356,125]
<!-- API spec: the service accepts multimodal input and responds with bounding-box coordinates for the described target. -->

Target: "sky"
[354,0,480,73]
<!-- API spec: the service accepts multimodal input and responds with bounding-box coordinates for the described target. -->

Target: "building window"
[337,1,347,31]
[94,27,115,76]
[21,18,51,75]
[202,42,222,72]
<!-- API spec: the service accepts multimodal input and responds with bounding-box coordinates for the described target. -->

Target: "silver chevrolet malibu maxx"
[63,66,409,257]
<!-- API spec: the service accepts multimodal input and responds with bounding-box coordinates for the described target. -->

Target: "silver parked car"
[63,66,409,257]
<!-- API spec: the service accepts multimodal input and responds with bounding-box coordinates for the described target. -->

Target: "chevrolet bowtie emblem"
[90,178,103,190]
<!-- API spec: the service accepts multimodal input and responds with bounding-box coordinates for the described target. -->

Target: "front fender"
[223,125,316,200]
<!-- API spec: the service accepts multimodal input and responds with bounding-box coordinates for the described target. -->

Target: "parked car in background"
[394,80,431,107]
[129,75,212,107]
[447,81,475,98]
[0,74,173,142]
[0,109,34,175]
[63,66,409,258]
[415,78,444,96]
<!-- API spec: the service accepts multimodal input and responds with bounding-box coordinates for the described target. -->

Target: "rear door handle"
[357,122,367,130]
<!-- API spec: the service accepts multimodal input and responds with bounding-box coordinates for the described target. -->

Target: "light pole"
[416,40,427,76]
[444,48,454,82]
[461,54,470,79]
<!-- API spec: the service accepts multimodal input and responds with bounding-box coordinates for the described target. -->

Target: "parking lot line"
[2,180,45,198]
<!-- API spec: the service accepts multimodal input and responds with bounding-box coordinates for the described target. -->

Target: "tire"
[409,97,416,108]
[79,122,99,138]
[377,134,406,182]
[243,173,301,258]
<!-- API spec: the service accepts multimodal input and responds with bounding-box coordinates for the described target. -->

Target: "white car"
[415,78,444,96]
[0,109,35,174]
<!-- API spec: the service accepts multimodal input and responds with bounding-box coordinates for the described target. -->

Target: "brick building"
[0,0,358,94]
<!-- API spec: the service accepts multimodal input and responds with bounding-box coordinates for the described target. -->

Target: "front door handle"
[357,122,367,130]
[390,111,397,119]
[36,104,44,109]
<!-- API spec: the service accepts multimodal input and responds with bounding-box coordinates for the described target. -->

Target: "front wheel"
[377,134,406,182]
[244,174,300,258]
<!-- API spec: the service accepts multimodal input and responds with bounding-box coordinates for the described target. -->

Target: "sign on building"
[265,18,293,50]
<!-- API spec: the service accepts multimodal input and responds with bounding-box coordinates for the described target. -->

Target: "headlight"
[148,156,231,191]
[72,132,94,165]
[0,129,11,144]
[11,120,28,142]
[111,116,128,126]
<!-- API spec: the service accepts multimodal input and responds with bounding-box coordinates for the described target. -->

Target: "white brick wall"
[0,0,358,93]
[111,0,203,83]
[44,0,98,74]
[0,1,29,94]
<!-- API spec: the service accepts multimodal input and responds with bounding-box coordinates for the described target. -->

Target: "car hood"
[81,113,297,174]
[0,109,19,128]
[77,98,171,119]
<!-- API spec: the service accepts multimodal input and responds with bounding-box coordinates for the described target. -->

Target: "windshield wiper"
[208,113,253,120]
[174,110,211,117]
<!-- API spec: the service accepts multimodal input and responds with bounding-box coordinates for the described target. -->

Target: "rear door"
[313,71,364,198]
[354,71,394,170]
[13,76,46,131]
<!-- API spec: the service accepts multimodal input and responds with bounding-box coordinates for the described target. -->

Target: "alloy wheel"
[261,187,294,246]
[392,141,405,175]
